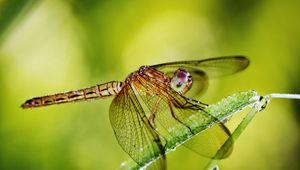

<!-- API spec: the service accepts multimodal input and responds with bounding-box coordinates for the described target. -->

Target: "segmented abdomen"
[21,81,123,108]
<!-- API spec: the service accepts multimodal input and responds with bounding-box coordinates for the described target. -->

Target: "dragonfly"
[21,56,249,169]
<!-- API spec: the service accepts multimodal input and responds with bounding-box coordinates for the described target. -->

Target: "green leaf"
[118,90,260,170]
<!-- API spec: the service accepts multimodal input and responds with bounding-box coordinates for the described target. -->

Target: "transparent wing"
[109,84,166,169]
[184,122,233,159]
[152,56,249,78]
[134,71,233,158]
[152,56,249,99]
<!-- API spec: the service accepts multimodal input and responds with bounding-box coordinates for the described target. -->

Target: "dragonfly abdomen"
[21,81,123,109]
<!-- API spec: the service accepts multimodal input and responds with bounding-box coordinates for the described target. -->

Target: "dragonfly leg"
[168,101,195,135]
[220,118,229,124]
[149,98,162,129]
[149,113,156,129]
[186,97,209,106]
[181,97,208,110]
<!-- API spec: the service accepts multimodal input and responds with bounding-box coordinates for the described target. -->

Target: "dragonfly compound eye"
[170,68,193,94]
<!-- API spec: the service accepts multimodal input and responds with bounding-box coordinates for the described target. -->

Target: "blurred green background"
[0,0,300,169]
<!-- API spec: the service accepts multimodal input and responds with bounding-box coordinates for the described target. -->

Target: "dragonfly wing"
[152,56,249,78]
[145,156,166,170]
[152,56,249,99]
[183,122,234,159]
[109,84,166,169]
[135,71,232,159]
[167,95,233,159]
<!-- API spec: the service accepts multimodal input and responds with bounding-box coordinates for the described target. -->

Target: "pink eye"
[170,68,193,94]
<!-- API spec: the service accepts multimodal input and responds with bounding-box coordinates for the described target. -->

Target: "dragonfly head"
[170,68,192,94]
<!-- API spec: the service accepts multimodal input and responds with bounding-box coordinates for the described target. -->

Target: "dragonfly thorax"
[170,68,192,94]
[126,66,150,81]
[127,65,169,83]
[139,65,150,72]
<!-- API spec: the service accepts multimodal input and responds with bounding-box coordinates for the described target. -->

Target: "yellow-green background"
[0,0,299,169]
